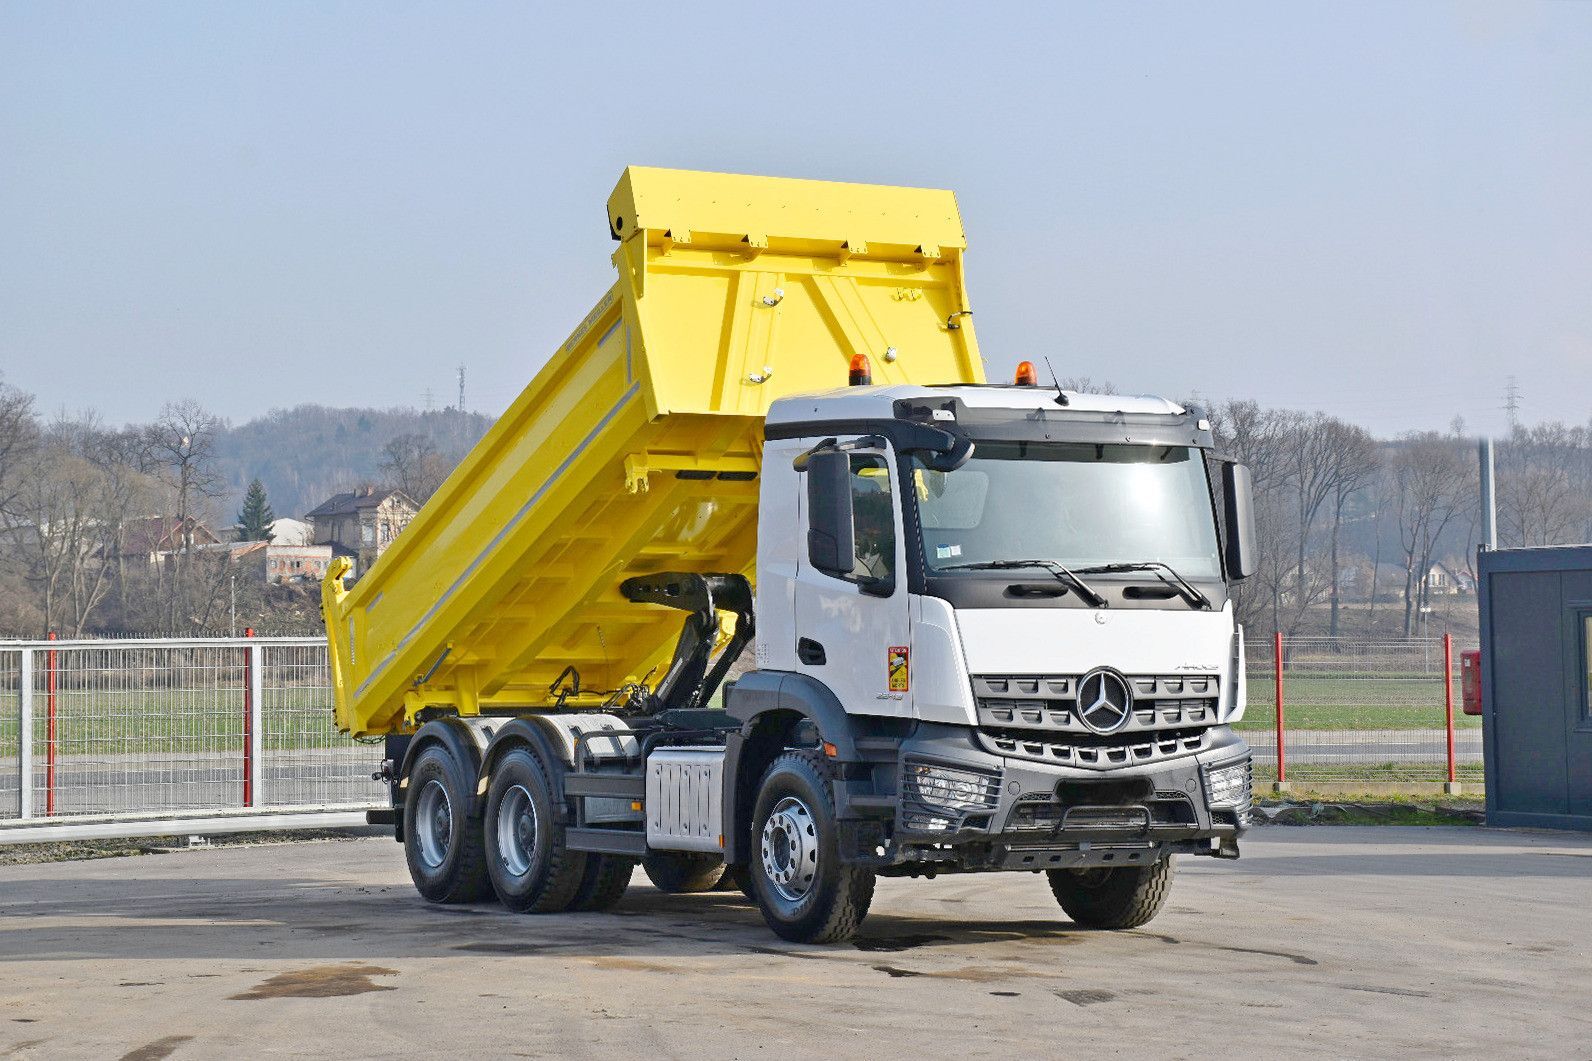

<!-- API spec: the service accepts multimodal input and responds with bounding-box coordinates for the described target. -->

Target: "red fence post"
[1273,630,1286,788]
[46,631,57,817]
[243,626,254,808]
[1443,632,1456,789]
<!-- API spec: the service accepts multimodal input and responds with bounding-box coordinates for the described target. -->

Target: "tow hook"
[1214,837,1241,859]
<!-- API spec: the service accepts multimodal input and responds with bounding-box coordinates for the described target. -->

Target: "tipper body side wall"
[325,168,985,737]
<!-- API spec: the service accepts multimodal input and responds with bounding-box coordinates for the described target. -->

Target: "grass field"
[1237,672,1476,731]
[1252,762,1484,784]
[0,687,352,755]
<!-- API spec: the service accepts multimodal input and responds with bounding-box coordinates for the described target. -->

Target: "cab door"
[793,440,913,717]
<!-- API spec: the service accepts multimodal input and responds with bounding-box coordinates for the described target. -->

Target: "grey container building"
[1478,544,1592,831]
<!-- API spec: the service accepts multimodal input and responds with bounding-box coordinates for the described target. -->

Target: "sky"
[2,1,1589,438]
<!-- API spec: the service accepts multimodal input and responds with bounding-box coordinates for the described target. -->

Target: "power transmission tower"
[422,388,435,412]
[457,364,466,412]
[1503,376,1521,432]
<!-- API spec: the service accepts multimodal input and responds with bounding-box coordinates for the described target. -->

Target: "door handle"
[797,638,827,665]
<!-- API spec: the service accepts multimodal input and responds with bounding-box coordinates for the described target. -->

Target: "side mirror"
[1221,461,1258,581]
[805,449,855,577]
[916,434,975,472]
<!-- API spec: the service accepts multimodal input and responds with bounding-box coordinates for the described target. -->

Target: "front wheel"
[1047,858,1174,929]
[749,751,874,944]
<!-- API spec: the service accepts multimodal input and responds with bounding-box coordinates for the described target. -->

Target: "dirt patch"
[852,933,951,952]
[1129,931,1319,967]
[1254,801,1483,827]
[1341,984,1432,998]
[1058,989,1116,1006]
[587,957,681,974]
[229,963,398,1000]
[873,965,922,978]
[871,963,1029,984]
[0,828,380,867]
[118,1036,193,1061]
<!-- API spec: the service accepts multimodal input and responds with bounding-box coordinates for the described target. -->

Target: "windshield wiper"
[938,559,1108,608]
[1076,562,1212,610]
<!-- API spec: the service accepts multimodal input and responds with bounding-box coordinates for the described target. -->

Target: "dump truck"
[324,167,1258,943]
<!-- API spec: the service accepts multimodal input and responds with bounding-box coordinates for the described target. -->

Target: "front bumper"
[835,723,1251,871]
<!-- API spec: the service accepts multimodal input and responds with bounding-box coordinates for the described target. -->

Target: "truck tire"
[749,751,874,944]
[403,744,491,904]
[1047,858,1174,929]
[571,856,635,912]
[483,747,589,913]
[642,852,725,893]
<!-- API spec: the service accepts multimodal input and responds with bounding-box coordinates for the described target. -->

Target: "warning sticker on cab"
[887,646,910,692]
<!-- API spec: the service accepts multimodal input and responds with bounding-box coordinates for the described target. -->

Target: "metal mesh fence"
[1,631,1481,834]
[1243,635,1480,785]
[260,642,382,808]
[0,638,382,827]
[36,642,246,816]
[0,651,17,820]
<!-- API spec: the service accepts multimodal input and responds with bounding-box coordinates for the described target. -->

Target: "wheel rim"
[760,795,818,903]
[415,779,452,869]
[496,784,538,878]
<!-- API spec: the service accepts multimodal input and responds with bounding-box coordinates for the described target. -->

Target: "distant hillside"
[214,404,494,519]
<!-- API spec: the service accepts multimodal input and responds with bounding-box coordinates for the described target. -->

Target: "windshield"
[913,441,1223,580]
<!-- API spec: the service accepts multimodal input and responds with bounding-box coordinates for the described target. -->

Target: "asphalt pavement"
[1,826,1589,1058]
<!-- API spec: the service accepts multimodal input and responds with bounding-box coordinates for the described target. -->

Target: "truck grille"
[976,726,1208,770]
[972,674,1220,735]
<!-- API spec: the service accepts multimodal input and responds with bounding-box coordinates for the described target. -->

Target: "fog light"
[904,760,1000,813]
[1203,759,1252,808]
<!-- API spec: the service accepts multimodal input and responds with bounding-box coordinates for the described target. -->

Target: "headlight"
[1203,759,1252,808]
[903,760,1000,814]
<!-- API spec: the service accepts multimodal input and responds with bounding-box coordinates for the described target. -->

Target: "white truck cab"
[705,380,1256,939]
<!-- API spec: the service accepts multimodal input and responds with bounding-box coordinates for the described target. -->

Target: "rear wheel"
[402,744,490,904]
[571,856,635,911]
[642,851,725,893]
[483,747,588,913]
[749,751,874,944]
[1047,858,1174,929]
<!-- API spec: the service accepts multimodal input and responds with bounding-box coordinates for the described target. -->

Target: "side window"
[849,454,895,583]
[1582,613,1592,721]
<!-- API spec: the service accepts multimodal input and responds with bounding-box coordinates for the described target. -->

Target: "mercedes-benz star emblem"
[1076,668,1134,734]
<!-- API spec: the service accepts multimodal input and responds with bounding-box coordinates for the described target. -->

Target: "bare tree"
[378,432,447,503]
[141,400,226,632]
[1497,422,1592,548]
[0,377,38,521]
[3,415,161,636]
[1391,433,1470,636]
[1320,421,1379,636]
[1212,401,1302,634]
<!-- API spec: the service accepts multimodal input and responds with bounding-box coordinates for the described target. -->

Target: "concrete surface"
[1,827,1589,1059]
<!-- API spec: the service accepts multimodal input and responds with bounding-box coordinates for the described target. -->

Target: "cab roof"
[766,384,1189,426]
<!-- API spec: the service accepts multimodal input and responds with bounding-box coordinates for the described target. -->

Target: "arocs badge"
[887,646,910,692]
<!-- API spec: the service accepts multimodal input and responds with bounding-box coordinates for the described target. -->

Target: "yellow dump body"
[324,167,986,737]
